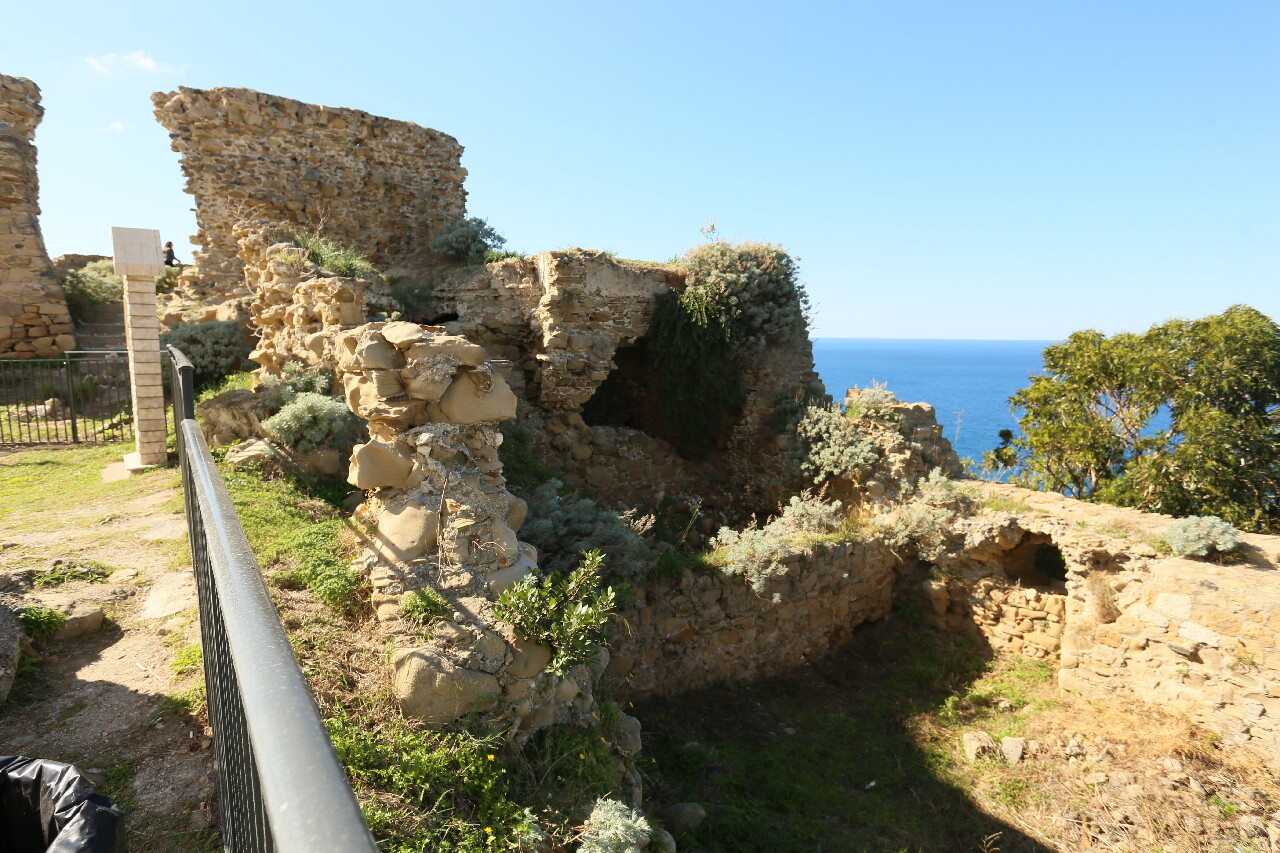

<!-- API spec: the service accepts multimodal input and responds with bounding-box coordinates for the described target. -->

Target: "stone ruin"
[0,74,75,358]
[152,86,467,323]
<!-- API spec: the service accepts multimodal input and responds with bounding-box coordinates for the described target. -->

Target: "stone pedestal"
[111,227,167,469]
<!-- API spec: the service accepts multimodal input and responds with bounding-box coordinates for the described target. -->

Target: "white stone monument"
[111,227,167,470]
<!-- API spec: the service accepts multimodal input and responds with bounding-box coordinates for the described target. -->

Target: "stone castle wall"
[151,86,467,308]
[605,539,897,699]
[0,75,74,358]
[930,484,1280,765]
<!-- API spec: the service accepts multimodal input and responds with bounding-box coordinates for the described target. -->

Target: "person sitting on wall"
[163,241,180,267]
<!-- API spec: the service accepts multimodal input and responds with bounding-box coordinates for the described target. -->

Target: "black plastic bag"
[0,756,125,852]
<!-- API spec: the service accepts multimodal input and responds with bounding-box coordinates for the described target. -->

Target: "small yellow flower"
[484,827,493,834]
[578,753,585,759]
[486,754,494,761]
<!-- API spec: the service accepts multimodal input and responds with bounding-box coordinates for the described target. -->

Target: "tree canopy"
[1008,305,1280,534]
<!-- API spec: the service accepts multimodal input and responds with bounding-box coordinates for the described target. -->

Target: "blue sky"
[6,1,1277,339]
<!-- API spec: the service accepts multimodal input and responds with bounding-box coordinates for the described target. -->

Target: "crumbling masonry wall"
[930,484,1280,766]
[0,75,74,358]
[151,86,467,309]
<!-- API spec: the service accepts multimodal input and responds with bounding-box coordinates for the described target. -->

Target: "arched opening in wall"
[580,338,742,460]
[999,534,1068,592]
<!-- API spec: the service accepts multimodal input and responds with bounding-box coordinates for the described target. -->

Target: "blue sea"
[811,339,1055,463]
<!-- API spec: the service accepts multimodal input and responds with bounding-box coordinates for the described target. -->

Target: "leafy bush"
[61,259,123,323]
[493,550,617,675]
[155,265,183,294]
[1163,516,1242,558]
[161,320,253,389]
[647,240,810,458]
[518,480,655,583]
[291,231,375,278]
[578,798,652,853]
[261,392,362,452]
[711,493,844,592]
[258,362,333,409]
[18,605,66,642]
[401,588,451,626]
[874,469,980,560]
[843,382,901,421]
[793,403,879,486]
[430,217,506,264]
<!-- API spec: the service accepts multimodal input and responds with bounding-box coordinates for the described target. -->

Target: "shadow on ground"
[634,609,1054,853]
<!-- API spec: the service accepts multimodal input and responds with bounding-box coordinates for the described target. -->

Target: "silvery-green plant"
[712,492,844,593]
[578,798,652,853]
[793,402,879,486]
[261,392,361,452]
[517,480,655,583]
[1163,516,1241,558]
[875,468,980,560]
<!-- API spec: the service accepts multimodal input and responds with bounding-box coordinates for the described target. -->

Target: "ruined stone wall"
[428,251,826,518]
[152,86,466,308]
[0,75,74,358]
[934,484,1280,765]
[239,224,397,383]
[605,539,897,699]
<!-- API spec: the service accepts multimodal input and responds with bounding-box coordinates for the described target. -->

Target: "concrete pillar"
[111,227,168,470]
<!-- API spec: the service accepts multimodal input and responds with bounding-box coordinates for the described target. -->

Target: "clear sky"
[5,1,1277,339]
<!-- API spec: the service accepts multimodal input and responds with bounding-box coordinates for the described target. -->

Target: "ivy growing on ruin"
[647,240,811,459]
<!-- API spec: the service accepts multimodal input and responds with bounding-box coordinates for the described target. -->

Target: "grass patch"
[291,231,376,278]
[34,558,113,587]
[0,444,179,532]
[170,644,203,676]
[219,463,363,615]
[983,496,1034,513]
[194,370,255,405]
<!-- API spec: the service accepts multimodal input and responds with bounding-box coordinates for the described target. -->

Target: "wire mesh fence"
[168,347,377,853]
[0,352,134,446]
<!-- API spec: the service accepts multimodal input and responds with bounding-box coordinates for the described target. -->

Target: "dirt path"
[0,444,218,851]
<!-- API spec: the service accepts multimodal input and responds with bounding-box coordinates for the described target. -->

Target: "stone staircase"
[74,301,126,351]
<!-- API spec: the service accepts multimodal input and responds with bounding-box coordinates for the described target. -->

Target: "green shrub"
[401,588,451,626]
[517,481,655,583]
[711,493,843,592]
[261,392,362,452]
[35,559,110,587]
[1163,516,1242,558]
[154,265,183,294]
[875,469,980,560]
[18,605,66,642]
[677,240,811,357]
[430,217,506,264]
[647,240,810,458]
[161,320,253,389]
[61,260,123,323]
[493,550,616,675]
[843,383,901,421]
[578,798,652,853]
[793,403,879,486]
[291,231,375,278]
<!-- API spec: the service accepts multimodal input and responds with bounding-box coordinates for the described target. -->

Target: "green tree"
[1009,305,1280,533]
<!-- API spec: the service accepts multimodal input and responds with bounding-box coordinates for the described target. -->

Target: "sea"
[811,338,1056,464]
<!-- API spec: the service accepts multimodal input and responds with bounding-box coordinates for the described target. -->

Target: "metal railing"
[0,352,134,446]
[168,347,377,853]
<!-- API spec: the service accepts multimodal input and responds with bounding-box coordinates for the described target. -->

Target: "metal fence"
[168,347,377,853]
[0,352,134,446]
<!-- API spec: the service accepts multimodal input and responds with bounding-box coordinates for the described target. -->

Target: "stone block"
[507,635,552,678]
[372,503,439,563]
[392,648,500,726]
[437,371,517,424]
[347,441,415,489]
[407,335,487,366]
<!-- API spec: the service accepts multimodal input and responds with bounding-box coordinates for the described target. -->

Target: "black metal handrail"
[168,347,376,852]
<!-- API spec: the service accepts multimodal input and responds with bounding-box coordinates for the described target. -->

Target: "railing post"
[63,353,79,444]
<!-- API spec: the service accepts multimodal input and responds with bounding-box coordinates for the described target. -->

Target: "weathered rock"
[347,441,415,489]
[392,649,500,726]
[44,600,105,641]
[406,336,487,367]
[664,802,707,837]
[380,321,426,349]
[507,635,552,678]
[371,503,440,564]
[0,604,19,705]
[1001,736,1025,765]
[225,438,278,468]
[196,388,273,447]
[506,495,528,532]
[617,714,643,756]
[437,370,517,424]
[962,731,999,762]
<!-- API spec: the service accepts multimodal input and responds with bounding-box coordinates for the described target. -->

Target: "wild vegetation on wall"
[648,240,811,458]
[1008,305,1280,533]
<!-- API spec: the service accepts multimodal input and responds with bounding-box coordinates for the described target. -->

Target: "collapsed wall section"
[151,86,467,308]
[0,75,74,358]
